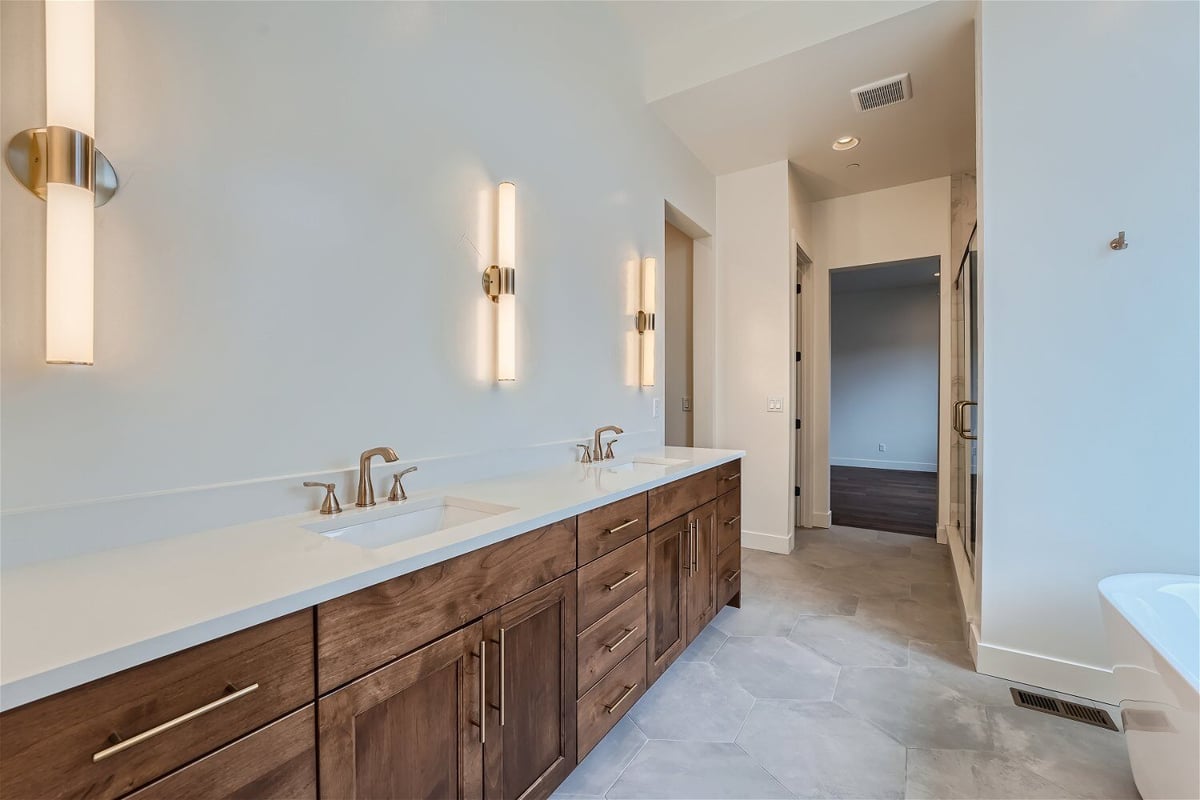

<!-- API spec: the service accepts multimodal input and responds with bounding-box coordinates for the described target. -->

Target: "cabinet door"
[485,574,576,800]
[686,500,718,644]
[319,623,484,800]
[646,515,689,685]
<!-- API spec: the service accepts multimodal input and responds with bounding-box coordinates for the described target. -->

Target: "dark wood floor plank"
[830,466,937,538]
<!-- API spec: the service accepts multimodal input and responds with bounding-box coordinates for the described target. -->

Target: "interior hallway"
[554,526,1135,800]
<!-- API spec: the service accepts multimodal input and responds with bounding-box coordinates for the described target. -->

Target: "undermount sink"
[306,496,514,549]
[597,456,688,473]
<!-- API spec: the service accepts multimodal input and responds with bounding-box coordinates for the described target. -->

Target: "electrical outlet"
[878,443,887,452]
[682,397,692,412]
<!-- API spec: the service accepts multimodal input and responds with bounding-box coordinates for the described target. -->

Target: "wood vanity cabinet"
[645,513,689,684]
[685,499,719,643]
[483,574,577,800]
[645,460,741,686]
[0,460,742,800]
[318,622,485,800]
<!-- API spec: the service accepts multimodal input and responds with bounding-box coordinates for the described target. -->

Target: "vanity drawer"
[577,588,647,697]
[716,459,742,496]
[122,705,316,800]
[577,642,647,761]
[648,469,718,529]
[716,490,741,554]
[717,543,742,609]
[578,492,648,566]
[577,537,647,631]
[0,610,315,800]
[318,518,576,692]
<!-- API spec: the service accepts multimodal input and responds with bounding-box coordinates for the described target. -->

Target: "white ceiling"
[611,1,976,199]
[831,256,941,294]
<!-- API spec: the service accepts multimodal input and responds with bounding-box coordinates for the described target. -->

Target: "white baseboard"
[831,457,937,472]
[742,528,794,554]
[936,522,950,545]
[975,641,1119,705]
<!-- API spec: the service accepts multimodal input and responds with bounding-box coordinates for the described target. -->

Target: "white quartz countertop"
[0,446,742,712]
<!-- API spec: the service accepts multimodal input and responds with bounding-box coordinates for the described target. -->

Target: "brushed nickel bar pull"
[721,472,741,481]
[726,569,741,582]
[605,570,639,591]
[605,518,640,535]
[604,626,639,652]
[724,514,741,526]
[605,683,639,714]
[93,683,259,763]
[498,628,506,727]
[478,640,487,744]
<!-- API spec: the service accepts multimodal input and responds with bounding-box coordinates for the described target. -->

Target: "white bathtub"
[1099,573,1199,800]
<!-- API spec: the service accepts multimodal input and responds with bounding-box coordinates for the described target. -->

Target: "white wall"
[0,3,715,550]
[664,222,693,447]
[806,177,953,532]
[831,284,939,471]
[715,161,793,552]
[975,0,1200,702]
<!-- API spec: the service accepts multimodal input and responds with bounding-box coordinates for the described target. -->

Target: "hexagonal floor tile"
[736,700,906,799]
[834,666,992,750]
[711,636,840,700]
[606,740,792,799]
[627,660,754,741]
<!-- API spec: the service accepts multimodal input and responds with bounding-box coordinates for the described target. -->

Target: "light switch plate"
[682,397,692,412]
[652,398,660,418]
[767,396,784,412]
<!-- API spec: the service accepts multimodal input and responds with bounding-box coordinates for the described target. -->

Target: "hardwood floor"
[830,466,937,537]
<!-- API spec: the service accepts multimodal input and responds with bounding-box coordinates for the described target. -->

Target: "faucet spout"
[357,446,399,507]
[592,425,624,461]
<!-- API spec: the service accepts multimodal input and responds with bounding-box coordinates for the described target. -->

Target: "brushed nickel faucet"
[591,425,623,462]
[357,446,399,507]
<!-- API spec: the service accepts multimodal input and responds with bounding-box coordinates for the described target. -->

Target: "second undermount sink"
[306,496,515,550]
[598,456,689,473]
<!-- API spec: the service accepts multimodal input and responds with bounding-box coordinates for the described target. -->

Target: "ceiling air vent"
[852,73,913,112]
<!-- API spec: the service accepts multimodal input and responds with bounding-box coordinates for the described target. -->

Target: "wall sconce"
[5,0,117,366]
[481,181,516,381]
[636,256,656,387]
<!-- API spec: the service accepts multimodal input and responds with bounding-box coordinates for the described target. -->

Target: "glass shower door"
[953,251,980,565]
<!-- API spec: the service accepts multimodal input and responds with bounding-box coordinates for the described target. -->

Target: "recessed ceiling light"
[833,135,860,151]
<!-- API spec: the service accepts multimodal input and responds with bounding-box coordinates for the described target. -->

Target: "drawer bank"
[1,459,742,800]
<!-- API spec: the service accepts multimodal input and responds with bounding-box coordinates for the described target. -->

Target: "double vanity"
[0,446,743,800]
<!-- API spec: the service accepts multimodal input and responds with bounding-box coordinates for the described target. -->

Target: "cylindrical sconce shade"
[497,181,515,270]
[640,257,656,387]
[44,0,95,365]
[497,293,516,381]
[496,182,516,381]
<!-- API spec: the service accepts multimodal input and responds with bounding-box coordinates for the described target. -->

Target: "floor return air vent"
[1010,688,1118,730]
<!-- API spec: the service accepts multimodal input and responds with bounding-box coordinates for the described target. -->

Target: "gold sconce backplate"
[6,126,118,207]
[481,265,516,302]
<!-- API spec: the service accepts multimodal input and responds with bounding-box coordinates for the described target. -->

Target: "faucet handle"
[604,439,617,460]
[576,444,593,464]
[388,466,418,502]
[303,481,342,515]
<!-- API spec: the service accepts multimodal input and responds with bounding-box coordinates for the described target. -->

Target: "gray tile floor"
[554,525,1137,800]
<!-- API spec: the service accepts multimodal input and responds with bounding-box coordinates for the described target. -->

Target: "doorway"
[828,257,941,537]
[664,222,694,447]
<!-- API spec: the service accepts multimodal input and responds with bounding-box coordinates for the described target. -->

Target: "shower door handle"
[955,401,978,441]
